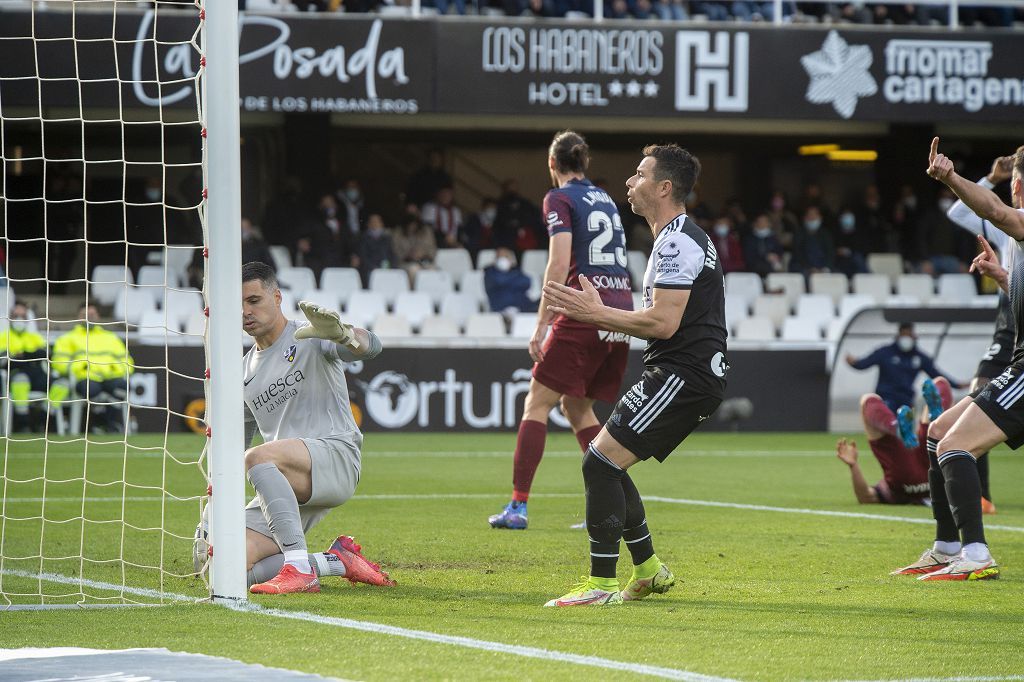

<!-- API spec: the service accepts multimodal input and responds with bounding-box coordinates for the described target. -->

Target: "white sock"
[933,540,961,556]
[312,551,346,577]
[283,549,312,574]
[962,542,991,563]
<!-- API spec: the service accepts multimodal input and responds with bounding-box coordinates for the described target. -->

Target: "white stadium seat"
[781,317,823,341]
[826,317,849,342]
[320,267,363,306]
[137,264,175,291]
[372,313,411,338]
[476,249,497,270]
[419,315,461,338]
[734,316,775,341]
[838,294,875,322]
[344,291,387,329]
[896,274,934,304]
[114,286,160,326]
[852,273,891,304]
[765,272,806,307]
[752,294,790,328]
[296,288,343,313]
[459,270,488,307]
[724,293,749,335]
[137,309,172,344]
[465,313,506,338]
[439,292,481,329]
[90,265,133,306]
[277,266,317,294]
[937,273,977,303]
[509,313,537,338]
[162,288,204,329]
[393,291,434,330]
[521,250,548,282]
[724,272,763,309]
[867,252,904,284]
[434,249,474,282]
[414,269,455,306]
[809,272,849,305]
[368,269,410,307]
[795,293,835,329]
[268,245,292,272]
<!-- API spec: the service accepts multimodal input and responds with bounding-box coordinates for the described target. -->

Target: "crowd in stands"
[239,0,1022,26]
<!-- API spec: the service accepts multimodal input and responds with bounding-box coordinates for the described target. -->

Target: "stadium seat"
[184,312,206,339]
[297,288,343,312]
[476,249,497,270]
[838,294,875,321]
[825,317,849,342]
[521,250,548,282]
[459,270,488,308]
[268,245,292,272]
[419,315,461,338]
[734,316,775,341]
[90,265,133,306]
[765,272,806,306]
[277,266,317,294]
[852,273,891,304]
[155,245,196,288]
[162,288,204,329]
[724,272,763,309]
[439,292,481,329]
[414,270,454,306]
[509,313,537,338]
[137,264,176,293]
[368,269,410,308]
[937,273,978,303]
[279,290,298,317]
[393,291,434,330]
[867,252,904,284]
[320,267,362,306]
[781,317,823,341]
[752,294,790,328]
[113,286,160,326]
[465,313,506,338]
[896,274,935,304]
[795,293,835,328]
[434,249,474,282]
[809,273,849,305]
[345,291,387,329]
[137,309,172,343]
[371,313,411,338]
[724,293,749,335]
[627,250,647,290]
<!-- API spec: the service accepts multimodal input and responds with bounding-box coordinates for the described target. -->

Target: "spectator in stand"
[892,184,922,262]
[743,212,785,277]
[241,217,276,271]
[494,179,544,252]
[356,214,396,286]
[127,177,175,278]
[263,177,316,253]
[484,247,536,315]
[421,185,463,248]
[433,0,467,14]
[405,148,452,208]
[461,197,497,261]
[766,190,798,249]
[652,0,688,19]
[834,206,869,277]
[708,215,746,273]
[731,0,793,21]
[858,184,897,254]
[52,303,134,434]
[391,212,437,284]
[46,171,84,293]
[297,194,357,284]
[723,198,750,236]
[799,182,833,223]
[916,188,973,275]
[335,179,366,237]
[789,205,835,276]
[685,186,714,225]
[693,0,730,19]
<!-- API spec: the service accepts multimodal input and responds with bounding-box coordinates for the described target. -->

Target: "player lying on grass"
[540,144,727,607]
[238,262,395,594]
[889,139,1024,582]
[836,378,953,505]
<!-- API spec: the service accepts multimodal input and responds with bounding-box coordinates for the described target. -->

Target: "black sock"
[621,473,654,566]
[977,452,991,502]
[583,445,624,579]
[927,440,958,543]
[939,450,986,546]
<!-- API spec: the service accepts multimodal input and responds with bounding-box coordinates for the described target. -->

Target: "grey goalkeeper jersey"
[243,320,374,444]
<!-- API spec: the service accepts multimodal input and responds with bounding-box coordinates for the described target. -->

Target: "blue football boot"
[488,501,527,530]
[896,405,919,448]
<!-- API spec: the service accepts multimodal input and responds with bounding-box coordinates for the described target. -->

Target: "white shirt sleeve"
[946,176,1009,253]
[653,233,705,289]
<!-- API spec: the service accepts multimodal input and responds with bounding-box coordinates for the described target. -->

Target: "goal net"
[0,0,244,606]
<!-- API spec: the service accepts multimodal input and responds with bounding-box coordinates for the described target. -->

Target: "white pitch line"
[1,568,735,682]
[839,677,1024,682]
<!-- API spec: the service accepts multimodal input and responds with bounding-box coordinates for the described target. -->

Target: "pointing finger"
[929,136,939,162]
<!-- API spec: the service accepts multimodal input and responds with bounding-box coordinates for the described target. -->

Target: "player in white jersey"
[239,262,394,594]
[892,140,1024,582]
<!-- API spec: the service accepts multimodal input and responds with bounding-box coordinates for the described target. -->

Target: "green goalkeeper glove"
[294,301,360,350]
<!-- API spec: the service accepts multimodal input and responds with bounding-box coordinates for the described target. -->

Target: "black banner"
[1,9,1022,123]
[126,345,826,433]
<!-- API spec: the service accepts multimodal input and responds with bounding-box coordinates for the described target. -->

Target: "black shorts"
[972,363,1024,450]
[975,328,1014,381]
[605,366,722,462]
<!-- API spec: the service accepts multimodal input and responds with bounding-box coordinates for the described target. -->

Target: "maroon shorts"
[868,432,930,504]
[532,322,630,402]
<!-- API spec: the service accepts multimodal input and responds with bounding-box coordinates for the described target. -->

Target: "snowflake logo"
[800,30,877,119]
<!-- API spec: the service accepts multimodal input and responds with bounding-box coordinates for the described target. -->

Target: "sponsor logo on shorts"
[610,413,623,427]
[711,351,728,378]
[620,379,649,413]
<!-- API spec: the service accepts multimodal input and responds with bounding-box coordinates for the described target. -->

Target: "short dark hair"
[1014,145,1024,179]
[642,144,701,206]
[242,261,279,291]
[898,322,915,335]
[549,130,589,174]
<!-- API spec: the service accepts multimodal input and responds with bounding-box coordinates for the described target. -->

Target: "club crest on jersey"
[284,344,297,363]
[656,240,681,275]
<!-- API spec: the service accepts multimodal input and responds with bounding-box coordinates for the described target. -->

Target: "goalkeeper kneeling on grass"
[235,261,394,595]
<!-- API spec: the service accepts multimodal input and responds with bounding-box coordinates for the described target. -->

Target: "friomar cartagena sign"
[0,10,1021,122]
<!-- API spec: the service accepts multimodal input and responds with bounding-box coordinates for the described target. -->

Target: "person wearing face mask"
[357,214,397,286]
[707,215,746,273]
[297,195,358,284]
[335,179,366,236]
[834,207,869,277]
[0,301,66,432]
[391,213,436,286]
[789,205,835,276]
[766,191,798,248]
[914,188,975,275]
[857,184,897,254]
[51,304,134,434]
[421,185,464,249]
[845,323,965,418]
[742,212,785,277]
[482,247,535,316]
[459,198,497,261]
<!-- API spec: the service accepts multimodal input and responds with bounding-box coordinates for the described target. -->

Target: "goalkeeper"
[239,261,394,594]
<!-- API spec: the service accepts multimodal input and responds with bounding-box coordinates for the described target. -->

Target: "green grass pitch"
[1,431,1023,681]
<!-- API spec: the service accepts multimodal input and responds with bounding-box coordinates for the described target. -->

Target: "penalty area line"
[1,568,734,682]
